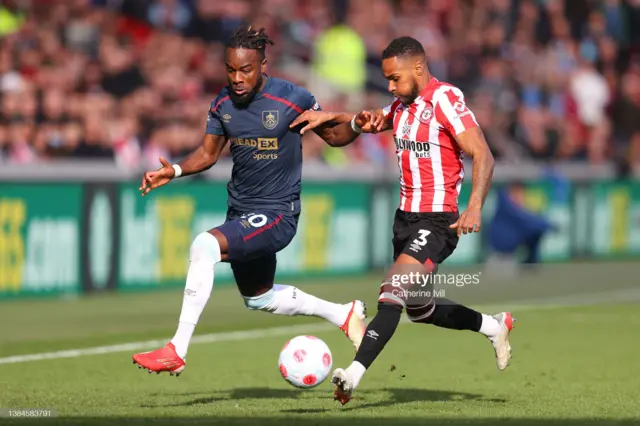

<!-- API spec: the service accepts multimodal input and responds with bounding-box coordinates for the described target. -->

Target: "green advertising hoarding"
[0,184,82,298]
[1,179,638,299]
[445,180,573,265]
[117,181,373,290]
[520,181,573,262]
[591,181,640,258]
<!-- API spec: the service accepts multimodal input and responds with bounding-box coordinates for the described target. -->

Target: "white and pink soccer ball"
[278,335,333,388]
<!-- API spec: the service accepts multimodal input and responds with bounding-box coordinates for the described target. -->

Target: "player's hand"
[290,111,335,135]
[139,157,175,196]
[450,207,482,237]
[354,110,385,133]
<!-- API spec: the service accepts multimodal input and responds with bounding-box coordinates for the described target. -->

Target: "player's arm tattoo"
[176,134,228,177]
[455,127,495,210]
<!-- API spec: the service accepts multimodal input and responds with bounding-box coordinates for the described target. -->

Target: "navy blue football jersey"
[206,77,321,214]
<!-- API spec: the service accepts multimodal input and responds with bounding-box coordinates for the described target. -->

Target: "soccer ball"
[278,335,333,388]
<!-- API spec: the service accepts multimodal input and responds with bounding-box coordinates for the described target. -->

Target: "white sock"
[479,314,502,337]
[345,361,367,389]
[170,232,221,359]
[172,322,195,357]
[266,284,351,327]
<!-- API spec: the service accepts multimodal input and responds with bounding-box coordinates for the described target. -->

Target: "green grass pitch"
[1,262,640,425]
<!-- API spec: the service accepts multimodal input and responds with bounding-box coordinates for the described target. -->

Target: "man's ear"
[261,58,268,73]
[415,59,424,76]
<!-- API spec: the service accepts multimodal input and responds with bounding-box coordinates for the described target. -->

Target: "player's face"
[225,48,267,106]
[382,56,421,106]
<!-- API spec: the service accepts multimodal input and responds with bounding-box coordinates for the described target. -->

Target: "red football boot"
[132,342,185,376]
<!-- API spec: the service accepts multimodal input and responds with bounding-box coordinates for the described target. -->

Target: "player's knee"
[242,288,275,311]
[407,301,436,323]
[191,232,222,263]
[378,279,408,308]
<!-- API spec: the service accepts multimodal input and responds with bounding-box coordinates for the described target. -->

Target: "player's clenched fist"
[139,156,175,196]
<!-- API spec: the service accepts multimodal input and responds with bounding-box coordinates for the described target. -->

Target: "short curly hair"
[382,36,425,60]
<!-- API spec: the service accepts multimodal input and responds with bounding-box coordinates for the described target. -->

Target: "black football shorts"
[379,210,459,316]
[392,209,459,267]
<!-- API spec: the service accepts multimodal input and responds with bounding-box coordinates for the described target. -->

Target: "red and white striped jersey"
[382,77,479,213]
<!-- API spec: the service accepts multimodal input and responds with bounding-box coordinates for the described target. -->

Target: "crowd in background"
[0,0,639,170]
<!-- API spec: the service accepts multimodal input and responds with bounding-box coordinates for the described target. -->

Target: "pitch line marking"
[1,290,637,365]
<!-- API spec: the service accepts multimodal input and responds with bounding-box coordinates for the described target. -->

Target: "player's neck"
[417,74,433,95]
[256,74,268,94]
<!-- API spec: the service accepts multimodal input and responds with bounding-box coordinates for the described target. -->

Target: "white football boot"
[487,311,515,370]
[332,368,357,406]
[339,300,367,352]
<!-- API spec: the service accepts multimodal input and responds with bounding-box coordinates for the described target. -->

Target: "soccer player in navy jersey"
[131,26,382,376]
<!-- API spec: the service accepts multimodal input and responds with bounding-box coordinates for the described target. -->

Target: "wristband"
[350,115,363,134]
[172,164,183,178]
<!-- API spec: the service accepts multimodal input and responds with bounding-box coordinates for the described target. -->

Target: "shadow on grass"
[14,387,633,426]
[143,386,505,410]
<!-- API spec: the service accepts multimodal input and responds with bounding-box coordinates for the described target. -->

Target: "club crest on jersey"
[453,101,466,113]
[419,105,434,123]
[262,110,279,130]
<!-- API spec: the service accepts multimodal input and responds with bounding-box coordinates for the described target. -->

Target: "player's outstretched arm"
[450,127,495,235]
[175,133,227,177]
[139,134,227,196]
[290,110,388,147]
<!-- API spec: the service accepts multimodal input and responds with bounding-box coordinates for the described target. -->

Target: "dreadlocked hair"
[227,26,275,58]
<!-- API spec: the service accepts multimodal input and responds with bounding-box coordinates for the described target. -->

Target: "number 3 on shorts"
[413,229,431,246]
[246,213,267,228]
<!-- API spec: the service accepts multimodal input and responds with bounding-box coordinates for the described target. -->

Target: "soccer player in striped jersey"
[290,36,515,405]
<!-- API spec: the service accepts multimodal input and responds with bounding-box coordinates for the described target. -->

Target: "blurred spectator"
[568,40,611,163]
[613,69,640,165]
[0,0,25,37]
[0,0,639,169]
[148,0,192,33]
[310,2,366,110]
[488,182,557,265]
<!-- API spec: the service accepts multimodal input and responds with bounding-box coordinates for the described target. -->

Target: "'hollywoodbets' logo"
[393,137,431,159]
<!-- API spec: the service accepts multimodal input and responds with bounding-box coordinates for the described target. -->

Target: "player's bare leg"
[132,229,226,375]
